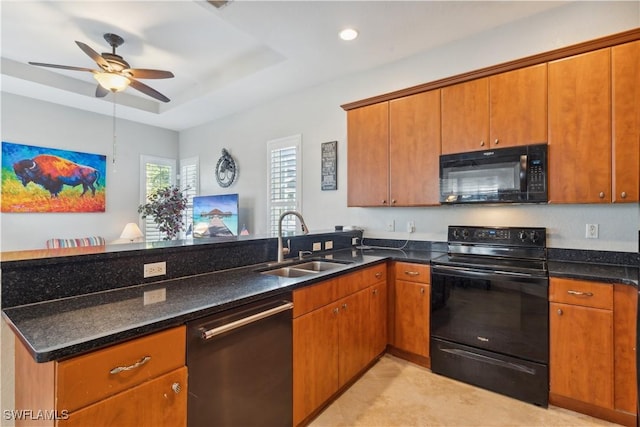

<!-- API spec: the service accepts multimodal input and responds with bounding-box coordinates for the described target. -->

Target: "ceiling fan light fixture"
[94,72,130,92]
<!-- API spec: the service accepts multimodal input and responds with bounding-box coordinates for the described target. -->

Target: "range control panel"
[448,226,546,248]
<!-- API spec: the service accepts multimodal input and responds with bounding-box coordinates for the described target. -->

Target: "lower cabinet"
[549,278,637,427]
[292,264,387,426]
[389,262,431,366]
[15,326,187,427]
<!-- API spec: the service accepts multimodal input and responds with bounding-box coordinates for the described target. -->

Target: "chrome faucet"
[278,211,309,263]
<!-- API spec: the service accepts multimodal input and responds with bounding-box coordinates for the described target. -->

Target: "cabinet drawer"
[395,262,430,284]
[57,326,186,412]
[337,264,387,298]
[549,278,613,309]
[293,278,338,318]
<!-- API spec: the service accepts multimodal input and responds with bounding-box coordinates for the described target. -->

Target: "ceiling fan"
[29,33,174,103]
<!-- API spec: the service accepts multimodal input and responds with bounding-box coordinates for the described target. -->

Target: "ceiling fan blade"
[128,78,170,103]
[95,84,109,98]
[126,69,174,79]
[75,41,111,70]
[28,62,96,73]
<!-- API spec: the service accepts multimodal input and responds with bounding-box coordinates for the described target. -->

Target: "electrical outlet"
[312,242,321,251]
[351,237,359,246]
[143,288,166,305]
[407,221,415,233]
[143,261,166,278]
[586,224,599,239]
[325,240,333,250]
[386,220,395,232]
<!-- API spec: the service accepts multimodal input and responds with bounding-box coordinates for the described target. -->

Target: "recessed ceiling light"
[339,28,358,41]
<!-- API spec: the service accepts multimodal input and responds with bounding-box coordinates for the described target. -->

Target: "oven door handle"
[431,265,547,283]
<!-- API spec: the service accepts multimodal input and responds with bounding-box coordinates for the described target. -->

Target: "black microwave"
[440,144,548,204]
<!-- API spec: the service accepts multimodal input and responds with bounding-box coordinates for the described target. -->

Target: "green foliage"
[138,185,188,240]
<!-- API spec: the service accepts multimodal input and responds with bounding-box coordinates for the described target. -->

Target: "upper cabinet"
[347,90,441,207]
[489,64,548,148]
[612,41,640,203]
[347,102,389,207]
[548,49,612,203]
[441,64,547,155]
[441,78,489,154]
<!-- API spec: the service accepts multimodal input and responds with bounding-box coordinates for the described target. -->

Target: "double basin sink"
[259,259,352,278]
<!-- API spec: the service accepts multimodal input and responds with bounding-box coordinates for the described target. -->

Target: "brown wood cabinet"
[612,40,640,203]
[347,90,441,207]
[548,48,612,203]
[15,326,187,427]
[292,264,387,426]
[388,262,431,367]
[549,278,637,427]
[441,64,547,155]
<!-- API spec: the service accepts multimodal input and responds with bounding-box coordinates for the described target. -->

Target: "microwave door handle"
[519,155,527,192]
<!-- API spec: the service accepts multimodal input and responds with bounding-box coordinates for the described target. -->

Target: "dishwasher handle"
[201,301,293,340]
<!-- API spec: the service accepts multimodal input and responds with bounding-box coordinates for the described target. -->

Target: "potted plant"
[138,185,188,240]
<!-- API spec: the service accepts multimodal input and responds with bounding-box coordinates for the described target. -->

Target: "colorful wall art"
[1,141,107,213]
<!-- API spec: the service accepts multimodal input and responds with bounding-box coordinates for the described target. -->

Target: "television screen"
[192,193,239,237]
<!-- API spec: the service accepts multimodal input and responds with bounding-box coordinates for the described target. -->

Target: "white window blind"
[180,156,199,238]
[267,135,302,236]
[140,155,176,242]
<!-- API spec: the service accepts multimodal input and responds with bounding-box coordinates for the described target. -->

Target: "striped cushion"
[46,236,106,249]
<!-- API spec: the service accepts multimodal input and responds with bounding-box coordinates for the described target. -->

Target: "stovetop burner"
[432,225,548,275]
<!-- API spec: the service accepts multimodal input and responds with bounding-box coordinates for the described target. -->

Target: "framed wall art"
[1,141,107,213]
[321,141,337,191]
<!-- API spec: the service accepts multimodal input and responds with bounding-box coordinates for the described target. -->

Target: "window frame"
[139,155,177,242]
[267,134,302,237]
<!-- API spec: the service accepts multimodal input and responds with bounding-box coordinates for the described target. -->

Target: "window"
[140,155,176,242]
[180,156,199,238]
[267,135,302,236]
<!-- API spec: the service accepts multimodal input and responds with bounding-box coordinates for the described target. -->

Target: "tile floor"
[309,354,620,427]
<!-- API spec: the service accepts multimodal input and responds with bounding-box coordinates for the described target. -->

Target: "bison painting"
[13,154,100,198]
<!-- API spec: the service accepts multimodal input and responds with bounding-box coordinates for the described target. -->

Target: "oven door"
[431,264,548,364]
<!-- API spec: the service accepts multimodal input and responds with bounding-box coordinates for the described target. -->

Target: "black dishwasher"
[186,293,293,427]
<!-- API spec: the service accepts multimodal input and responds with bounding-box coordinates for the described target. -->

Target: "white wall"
[180,1,640,253]
[0,93,179,251]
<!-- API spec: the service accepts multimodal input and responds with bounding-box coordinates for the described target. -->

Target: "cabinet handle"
[333,307,339,315]
[494,139,499,145]
[480,140,485,146]
[382,200,387,205]
[621,191,627,199]
[110,355,151,375]
[172,382,182,394]
[404,271,420,277]
[557,308,563,315]
[599,192,605,199]
[372,288,378,295]
[375,272,383,279]
[342,303,348,310]
[420,287,425,295]
[567,290,594,297]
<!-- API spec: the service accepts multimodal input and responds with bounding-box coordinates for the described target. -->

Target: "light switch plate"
[312,242,321,251]
[325,240,333,250]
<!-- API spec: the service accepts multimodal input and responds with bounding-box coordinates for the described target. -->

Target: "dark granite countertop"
[3,249,403,363]
[548,260,638,287]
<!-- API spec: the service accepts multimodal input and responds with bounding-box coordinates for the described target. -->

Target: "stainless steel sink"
[294,261,345,271]
[261,267,318,278]
[260,259,350,277]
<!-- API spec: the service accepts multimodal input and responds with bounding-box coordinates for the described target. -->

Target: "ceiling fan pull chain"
[112,94,117,165]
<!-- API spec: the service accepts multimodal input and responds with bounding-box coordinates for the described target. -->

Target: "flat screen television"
[192,193,239,237]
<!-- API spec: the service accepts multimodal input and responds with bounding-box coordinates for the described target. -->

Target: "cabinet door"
[612,41,640,203]
[60,367,187,427]
[489,63,547,147]
[293,305,339,425]
[394,280,430,358]
[368,282,388,360]
[347,102,389,206]
[550,302,614,408]
[338,289,370,388]
[441,78,489,154]
[548,48,611,203]
[389,90,441,206]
